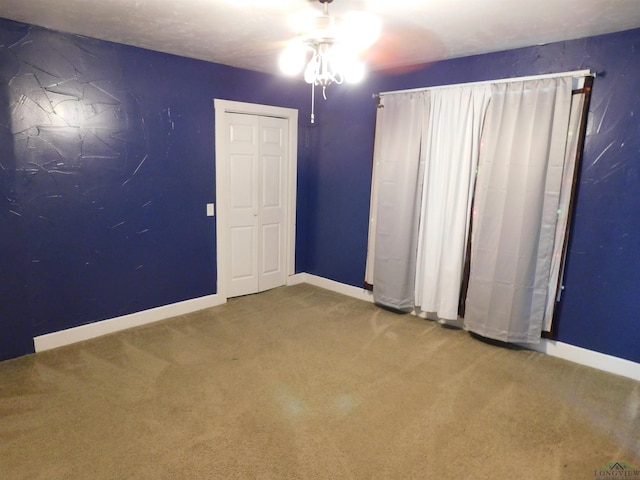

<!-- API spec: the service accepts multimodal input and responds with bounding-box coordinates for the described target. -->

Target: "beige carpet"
[1,284,638,479]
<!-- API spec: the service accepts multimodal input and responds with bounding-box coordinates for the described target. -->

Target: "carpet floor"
[1,284,639,479]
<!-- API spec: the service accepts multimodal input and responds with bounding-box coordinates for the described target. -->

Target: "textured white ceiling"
[1,0,639,74]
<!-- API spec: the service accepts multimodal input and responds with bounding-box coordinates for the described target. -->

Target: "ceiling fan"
[279,0,381,122]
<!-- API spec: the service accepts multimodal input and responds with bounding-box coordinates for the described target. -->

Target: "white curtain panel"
[464,77,573,343]
[369,92,430,310]
[414,85,491,319]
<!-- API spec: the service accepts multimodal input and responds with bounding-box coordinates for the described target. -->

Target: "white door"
[226,113,288,297]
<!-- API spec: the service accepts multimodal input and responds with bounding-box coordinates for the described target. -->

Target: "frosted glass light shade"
[344,60,366,83]
[279,44,307,76]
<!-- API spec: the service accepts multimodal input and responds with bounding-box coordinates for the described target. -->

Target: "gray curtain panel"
[464,77,573,343]
[371,92,430,310]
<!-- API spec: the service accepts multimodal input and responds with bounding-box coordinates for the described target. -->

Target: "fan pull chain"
[311,82,315,124]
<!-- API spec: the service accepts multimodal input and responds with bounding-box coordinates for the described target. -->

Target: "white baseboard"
[33,274,363,353]
[298,274,640,383]
[33,293,226,352]
[292,273,374,303]
[524,339,640,382]
[32,275,640,383]
[287,273,308,286]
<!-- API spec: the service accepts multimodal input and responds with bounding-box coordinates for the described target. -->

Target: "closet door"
[225,113,288,297]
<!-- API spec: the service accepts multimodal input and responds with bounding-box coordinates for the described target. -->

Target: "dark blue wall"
[0,18,310,360]
[307,28,640,363]
[303,82,377,286]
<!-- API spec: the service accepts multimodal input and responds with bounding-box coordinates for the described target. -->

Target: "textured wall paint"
[0,19,308,360]
[307,28,640,363]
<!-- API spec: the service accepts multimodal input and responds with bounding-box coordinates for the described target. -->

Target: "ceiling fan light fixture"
[281,0,379,123]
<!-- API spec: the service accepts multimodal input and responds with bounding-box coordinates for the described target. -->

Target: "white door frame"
[214,99,298,301]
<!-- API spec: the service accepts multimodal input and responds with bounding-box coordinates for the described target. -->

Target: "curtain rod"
[373,69,594,98]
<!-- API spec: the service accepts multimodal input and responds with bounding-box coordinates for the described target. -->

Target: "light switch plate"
[206,203,215,217]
